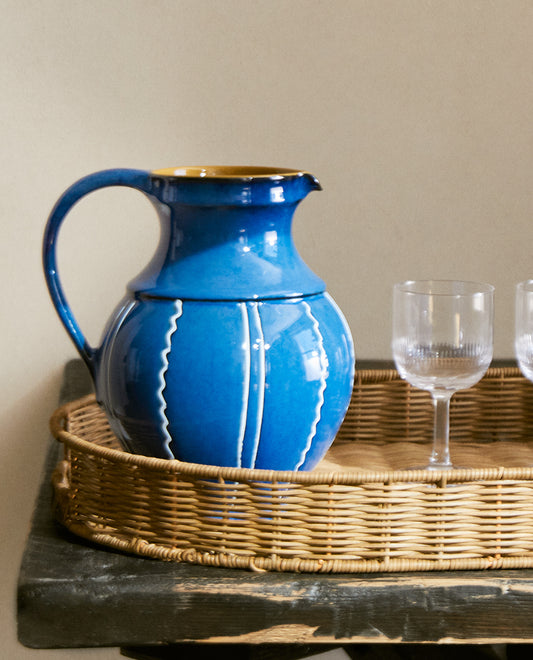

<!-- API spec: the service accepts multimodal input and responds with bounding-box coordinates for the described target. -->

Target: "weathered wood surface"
[17,360,533,653]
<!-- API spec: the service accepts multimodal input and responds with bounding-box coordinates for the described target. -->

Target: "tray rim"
[50,365,533,486]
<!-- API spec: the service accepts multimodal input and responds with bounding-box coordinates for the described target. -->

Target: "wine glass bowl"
[515,280,533,382]
[392,280,494,470]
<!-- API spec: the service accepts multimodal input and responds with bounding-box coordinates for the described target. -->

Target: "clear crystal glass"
[515,280,533,382]
[392,280,494,469]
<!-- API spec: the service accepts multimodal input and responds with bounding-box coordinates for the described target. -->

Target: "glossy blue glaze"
[43,167,355,470]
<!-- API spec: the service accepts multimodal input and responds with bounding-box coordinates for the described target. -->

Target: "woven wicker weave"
[50,366,533,573]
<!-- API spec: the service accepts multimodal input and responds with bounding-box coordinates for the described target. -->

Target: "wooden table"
[16,360,533,659]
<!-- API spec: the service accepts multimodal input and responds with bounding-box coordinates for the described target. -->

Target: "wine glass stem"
[429,391,453,469]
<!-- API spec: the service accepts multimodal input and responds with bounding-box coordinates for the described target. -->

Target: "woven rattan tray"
[50,366,533,573]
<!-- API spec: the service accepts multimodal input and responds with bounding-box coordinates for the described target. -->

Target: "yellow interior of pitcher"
[151,166,306,178]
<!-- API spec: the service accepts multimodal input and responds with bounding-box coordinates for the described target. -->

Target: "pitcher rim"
[151,166,317,181]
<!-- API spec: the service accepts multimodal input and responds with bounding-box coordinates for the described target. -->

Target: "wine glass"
[515,280,533,381]
[392,280,494,470]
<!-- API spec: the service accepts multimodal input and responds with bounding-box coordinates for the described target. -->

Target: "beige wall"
[3,1,533,657]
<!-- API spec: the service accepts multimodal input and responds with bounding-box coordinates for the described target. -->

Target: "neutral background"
[4,1,533,657]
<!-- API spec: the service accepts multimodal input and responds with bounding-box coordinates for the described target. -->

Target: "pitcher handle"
[43,168,152,377]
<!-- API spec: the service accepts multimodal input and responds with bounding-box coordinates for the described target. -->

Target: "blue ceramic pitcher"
[43,167,355,470]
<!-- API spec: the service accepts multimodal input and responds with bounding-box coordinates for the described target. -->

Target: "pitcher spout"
[301,171,322,192]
